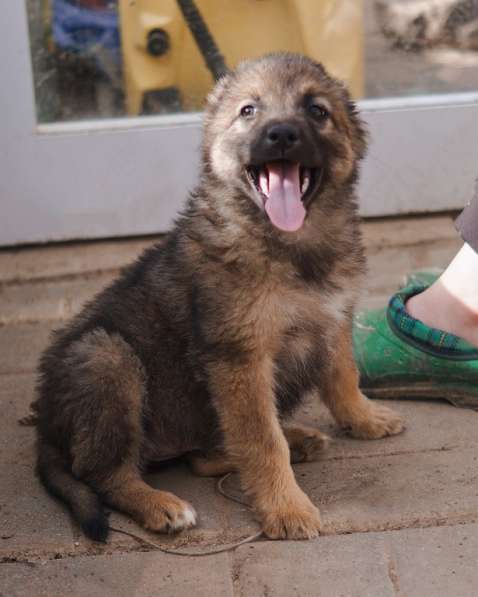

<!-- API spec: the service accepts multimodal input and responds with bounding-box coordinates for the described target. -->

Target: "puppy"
[32,53,404,542]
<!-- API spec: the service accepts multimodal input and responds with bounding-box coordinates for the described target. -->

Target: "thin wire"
[216,472,250,507]
[109,472,263,556]
[109,525,262,557]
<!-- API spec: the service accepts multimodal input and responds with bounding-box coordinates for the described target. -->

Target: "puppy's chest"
[249,281,348,352]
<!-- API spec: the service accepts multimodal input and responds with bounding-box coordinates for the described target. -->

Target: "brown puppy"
[32,53,404,542]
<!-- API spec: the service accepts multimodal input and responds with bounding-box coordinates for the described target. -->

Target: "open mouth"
[246,161,321,232]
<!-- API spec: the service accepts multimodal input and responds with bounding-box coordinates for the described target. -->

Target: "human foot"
[406,244,478,348]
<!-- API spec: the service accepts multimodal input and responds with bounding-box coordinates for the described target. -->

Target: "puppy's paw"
[346,399,404,440]
[260,492,322,540]
[141,491,197,534]
[284,425,330,463]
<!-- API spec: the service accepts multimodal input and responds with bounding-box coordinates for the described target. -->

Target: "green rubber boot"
[353,278,478,410]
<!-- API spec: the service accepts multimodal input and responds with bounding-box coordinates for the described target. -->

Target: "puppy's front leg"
[321,323,404,439]
[208,357,321,540]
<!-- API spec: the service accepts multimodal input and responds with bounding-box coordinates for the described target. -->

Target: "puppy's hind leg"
[282,424,330,463]
[67,329,196,534]
[187,450,235,477]
[100,466,197,533]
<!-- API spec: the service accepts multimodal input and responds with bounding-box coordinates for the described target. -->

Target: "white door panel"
[361,95,478,217]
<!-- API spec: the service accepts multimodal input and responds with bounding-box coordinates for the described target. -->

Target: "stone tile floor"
[1,214,477,596]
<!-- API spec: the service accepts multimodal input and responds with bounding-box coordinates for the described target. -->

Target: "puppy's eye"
[240,105,256,118]
[309,104,329,121]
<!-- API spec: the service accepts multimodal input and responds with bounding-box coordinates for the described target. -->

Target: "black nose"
[265,123,300,152]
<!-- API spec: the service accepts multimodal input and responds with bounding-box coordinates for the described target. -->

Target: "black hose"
[176,0,229,80]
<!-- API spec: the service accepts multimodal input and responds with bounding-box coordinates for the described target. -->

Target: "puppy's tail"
[36,439,109,542]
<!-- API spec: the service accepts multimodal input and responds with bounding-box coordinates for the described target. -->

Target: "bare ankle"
[406,281,478,348]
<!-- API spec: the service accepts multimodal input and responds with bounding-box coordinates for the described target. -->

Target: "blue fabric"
[52,0,120,68]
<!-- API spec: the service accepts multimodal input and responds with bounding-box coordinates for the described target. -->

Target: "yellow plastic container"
[119,0,363,115]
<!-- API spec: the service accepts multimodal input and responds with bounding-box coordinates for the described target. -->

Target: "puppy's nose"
[265,123,300,152]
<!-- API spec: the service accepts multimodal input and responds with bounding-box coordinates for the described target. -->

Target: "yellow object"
[119,0,363,115]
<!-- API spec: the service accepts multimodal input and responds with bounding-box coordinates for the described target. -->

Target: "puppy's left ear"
[333,80,368,162]
[346,97,368,162]
[307,57,368,160]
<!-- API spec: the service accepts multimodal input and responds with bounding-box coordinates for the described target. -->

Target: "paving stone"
[0,273,116,326]
[0,237,157,284]
[81,399,478,549]
[219,398,478,536]
[0,215,455,287]
[3,365,477,554]
[389,523,478,597]
[0,374,36,462]
[0,237,159,326]
[310,443,478,534]
[0,374,74,554]
[220,442,478,537]
[0,551,234,597]
[0,215,462,326]
[0,463,75,556]
[361,239,461,309]
[101,397,478,548]
[362,214,458,250]
[298,398,478,458]
[357,214,462,310]
[233,523,478,597]
[0,322,53,375]
[233,532,395,597]
[144,398,478,539]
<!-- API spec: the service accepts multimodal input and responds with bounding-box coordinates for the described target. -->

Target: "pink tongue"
[263,162,306,232]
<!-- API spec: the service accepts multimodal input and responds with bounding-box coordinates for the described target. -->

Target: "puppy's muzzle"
[251,121,304,164]
[245,121,323,233]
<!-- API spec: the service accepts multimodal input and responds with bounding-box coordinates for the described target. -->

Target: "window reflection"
[27,0,478,123]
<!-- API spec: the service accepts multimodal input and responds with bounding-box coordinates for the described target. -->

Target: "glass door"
[2,0,478,245]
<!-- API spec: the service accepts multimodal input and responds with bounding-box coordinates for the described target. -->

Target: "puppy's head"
[202,53,367,234]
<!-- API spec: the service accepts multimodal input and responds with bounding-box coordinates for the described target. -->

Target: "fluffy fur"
[32,53,404,542]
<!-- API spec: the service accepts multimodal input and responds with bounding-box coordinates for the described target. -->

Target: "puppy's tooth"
[301,176,310,194]
[259,168,269,194]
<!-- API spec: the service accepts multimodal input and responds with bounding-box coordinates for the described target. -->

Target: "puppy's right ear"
[205,72,233,112]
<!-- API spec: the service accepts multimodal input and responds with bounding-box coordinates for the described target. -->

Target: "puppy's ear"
[205,72,233,113]
[308,60,327,77]
[308,58,368,161]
